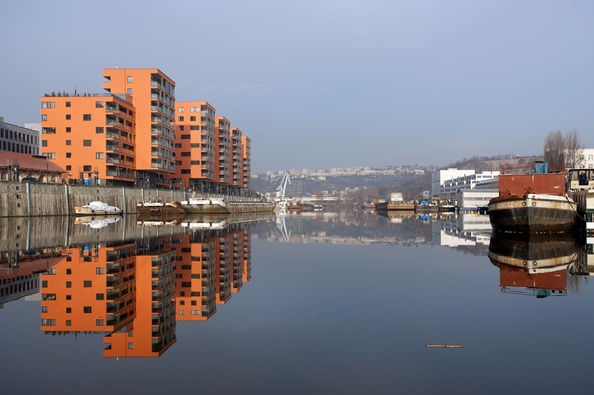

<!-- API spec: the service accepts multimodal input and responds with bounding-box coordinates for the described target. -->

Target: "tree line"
[543,129,584,169]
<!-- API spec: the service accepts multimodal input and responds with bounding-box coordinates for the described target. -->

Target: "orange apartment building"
[215,116,232,190]
[102,68,176,188]
[231,127,244,189]
[39,66,253,191]
[40,93,136,186]
[242,135,251,190]
[174,101,217,191]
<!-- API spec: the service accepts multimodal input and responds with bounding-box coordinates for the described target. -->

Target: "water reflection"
[0,213,271,358]
[2,211,592,362]
[488,232,587,298]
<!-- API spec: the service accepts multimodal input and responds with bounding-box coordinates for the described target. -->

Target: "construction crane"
[275,172,291,199]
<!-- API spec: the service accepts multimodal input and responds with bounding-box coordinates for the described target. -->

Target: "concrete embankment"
[0,181,188,217]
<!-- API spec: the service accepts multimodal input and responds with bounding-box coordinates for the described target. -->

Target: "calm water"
[1,211,592,395]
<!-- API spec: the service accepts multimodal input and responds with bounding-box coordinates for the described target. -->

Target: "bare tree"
[564,128,584,169]
[543,130,565,167]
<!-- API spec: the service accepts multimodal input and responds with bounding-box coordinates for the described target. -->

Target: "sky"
[1,0,593,173]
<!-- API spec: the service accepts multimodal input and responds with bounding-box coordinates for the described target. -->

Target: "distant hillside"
[252,155,542,201]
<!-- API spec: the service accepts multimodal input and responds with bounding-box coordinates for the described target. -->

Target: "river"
[0,210,592,394]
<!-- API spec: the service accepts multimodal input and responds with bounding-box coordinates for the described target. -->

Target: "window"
[66,307,71,313]
[179,300,185,305]
[96,319,104,326]
[66,153,71,158]
[127,88,132,95]
[42,280,48,288]
[66,295,72,300]
[178,116,184,122]
[128,343,134,349]
[42,140,47,147]
[181,169,190,174]
[95,101,104,108]
[83,280,92,287]
[42,319,56,326]
[66,320,71,326]
[66,140,71,145]
[96,267,104,274]
[65,114,71,120]
[42,294,56,300]
[96,293,104,300]
[42,101,55,109]
[96,152,104,159]
[42,127,56,134]
[83,114,91,121]
[190,116,196,121]
[66,127,71,133]
[191,300,197,306]
[127,76,132,83]
[66,269,72,275]
[178,107,184,112]
[41,114,47,121]
[181,152,190,157]
[83,306,92,313]
[178,126,185,131]
[181,135,190,140]
[65,101,71,107]
[66,165,71,171]
[66,281,71,288]
[41,306,48,313]
[190,125,199,130]
[96,127,104,134]
[83,140,91,146]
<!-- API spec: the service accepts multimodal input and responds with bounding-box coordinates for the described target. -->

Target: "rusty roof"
[0,152,68,173]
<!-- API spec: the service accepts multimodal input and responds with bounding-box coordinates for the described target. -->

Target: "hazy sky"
[1,0,593,173]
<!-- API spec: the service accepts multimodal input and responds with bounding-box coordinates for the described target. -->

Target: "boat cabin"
[567,168,594,191]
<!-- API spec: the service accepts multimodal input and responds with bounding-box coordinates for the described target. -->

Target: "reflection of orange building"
[40,244,136,333]
[174,101,217,189]
[173,234,217,321]
[40,93,136,186]
[173,228,252,321]
[103,250,176,358]
[102,68,176,188]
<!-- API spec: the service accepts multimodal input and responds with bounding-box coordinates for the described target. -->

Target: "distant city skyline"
[1,0,593,173]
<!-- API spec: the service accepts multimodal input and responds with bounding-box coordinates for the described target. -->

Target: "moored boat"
[488,193,577,233]
[180,196,275,214]
[487,162,577,233]
[136,200,186,215]
[74,201,122,216]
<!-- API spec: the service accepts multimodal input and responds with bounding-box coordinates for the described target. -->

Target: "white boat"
[74,201,122,216]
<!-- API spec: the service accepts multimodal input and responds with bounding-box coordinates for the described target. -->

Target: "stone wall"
[0,182,189,217]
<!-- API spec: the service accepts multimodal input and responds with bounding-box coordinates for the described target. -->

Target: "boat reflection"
[0,214,272,359]
[488,232,582,298]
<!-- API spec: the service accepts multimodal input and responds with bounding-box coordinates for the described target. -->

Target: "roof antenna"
[116,64,118,69]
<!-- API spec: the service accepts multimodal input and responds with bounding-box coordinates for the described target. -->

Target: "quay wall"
[0,181,192,217]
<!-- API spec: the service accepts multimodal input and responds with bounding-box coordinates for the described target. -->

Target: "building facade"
[0,116,40,155]
[103,68,176,188]
[431,168,476,197]
[40,93,136,186]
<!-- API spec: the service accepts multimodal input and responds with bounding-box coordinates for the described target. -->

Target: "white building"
[577,148,594,169]
[441,171,500,196]
[432,168,475,196]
